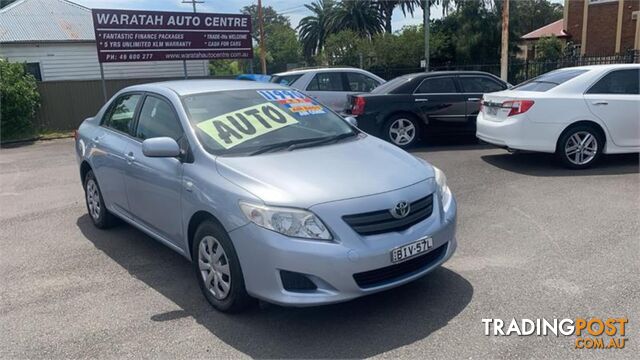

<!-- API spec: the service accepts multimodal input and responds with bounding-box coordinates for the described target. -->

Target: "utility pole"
[181,0,204,78]
[181,0,203,13]
[500,0,509,81]
[423,0,430,72]
[258,0,267,74]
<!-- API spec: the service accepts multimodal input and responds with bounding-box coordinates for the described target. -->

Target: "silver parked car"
[75,80,457,312]
[271,67,385,113]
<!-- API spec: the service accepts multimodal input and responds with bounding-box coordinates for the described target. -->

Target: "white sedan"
[477,64,639,168]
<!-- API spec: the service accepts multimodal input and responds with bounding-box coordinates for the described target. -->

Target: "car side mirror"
[344,116,358,127]
[142,137,181,158]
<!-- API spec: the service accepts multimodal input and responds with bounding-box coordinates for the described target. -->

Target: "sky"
[72,0,446,32]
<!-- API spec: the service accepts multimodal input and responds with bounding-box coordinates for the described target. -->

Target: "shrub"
[0,60,40,141]
[534,35,564,62]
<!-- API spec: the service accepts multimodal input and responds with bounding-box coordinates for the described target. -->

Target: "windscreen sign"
[91,9,253,62]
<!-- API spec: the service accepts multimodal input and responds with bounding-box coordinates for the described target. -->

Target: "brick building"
[564,0,640,55]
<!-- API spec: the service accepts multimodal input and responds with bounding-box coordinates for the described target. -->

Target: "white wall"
[0,42,209,81]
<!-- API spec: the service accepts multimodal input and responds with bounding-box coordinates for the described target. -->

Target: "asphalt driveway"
[1,138,638,359]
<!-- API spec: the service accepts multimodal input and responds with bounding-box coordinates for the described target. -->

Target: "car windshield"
[182,89,356,156]
[371,76,410,94]
[513,69,588,92]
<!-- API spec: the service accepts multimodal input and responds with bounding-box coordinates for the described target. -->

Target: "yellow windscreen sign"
[196,102,299,149]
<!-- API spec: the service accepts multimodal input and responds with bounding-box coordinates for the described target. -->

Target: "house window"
[24,62,42,81]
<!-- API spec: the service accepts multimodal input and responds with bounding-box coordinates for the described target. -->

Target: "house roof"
[0,0,95,43]
[521,19,568,40]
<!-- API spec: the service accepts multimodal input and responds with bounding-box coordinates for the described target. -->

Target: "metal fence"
[35,75,233,131]
[35,51,639,131]
[364,50,640,84]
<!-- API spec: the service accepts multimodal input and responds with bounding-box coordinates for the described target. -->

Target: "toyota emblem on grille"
[390,201,410,219]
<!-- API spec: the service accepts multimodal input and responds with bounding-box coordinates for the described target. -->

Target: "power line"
[276,4,306,14]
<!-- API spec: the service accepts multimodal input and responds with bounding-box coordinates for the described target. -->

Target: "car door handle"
[467,98,481,101]
[92,135,105,143]
[124,152,135,164]
[592,101,608,105]
[414,98,429,102]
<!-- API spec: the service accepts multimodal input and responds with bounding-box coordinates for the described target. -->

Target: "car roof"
[401,70,502,79]
[273,67,364,76]
[123,79,287,96]
[550,63,640,71]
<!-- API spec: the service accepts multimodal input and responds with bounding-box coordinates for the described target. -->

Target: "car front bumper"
[229,193,457,307]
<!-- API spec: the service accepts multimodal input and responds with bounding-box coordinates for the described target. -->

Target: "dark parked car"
[346,71,509,148]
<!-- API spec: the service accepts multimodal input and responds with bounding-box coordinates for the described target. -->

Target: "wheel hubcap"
[389,119,416,146]
[198,236,231,300]
[86,179,101,220]
[565,131,598,165]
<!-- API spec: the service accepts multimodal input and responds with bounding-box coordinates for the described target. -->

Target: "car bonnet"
[215,135,433,209]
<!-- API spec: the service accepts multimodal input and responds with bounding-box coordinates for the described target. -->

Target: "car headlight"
[239,202,332,240]
[433,166,452,210]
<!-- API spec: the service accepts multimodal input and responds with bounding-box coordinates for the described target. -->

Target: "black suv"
[347,71,508,148]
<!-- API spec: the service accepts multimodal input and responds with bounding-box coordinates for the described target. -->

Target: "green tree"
[534,35,563,61]
[241,4,291,42]
[208,60,242,76]
[0,61,40,140]
[264,24,301,73]
[509,0,563,38]
[298,0,336,59]
[433,0,501,64]
[237,5,301,73]
[375,0,421,34]
[329,0,384,38]
[323,30,365,66]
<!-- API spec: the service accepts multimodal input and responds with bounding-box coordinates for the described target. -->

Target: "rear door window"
[306,72,346,91]
[345,72,380,92]
[103,94,141,135]
[586,69,639,95]
[514,69,588,92]
[415,77,458,94]
[459,76,505,93]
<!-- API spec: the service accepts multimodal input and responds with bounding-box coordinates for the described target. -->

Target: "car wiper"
[287,132,356,151]
[247,138,327,156]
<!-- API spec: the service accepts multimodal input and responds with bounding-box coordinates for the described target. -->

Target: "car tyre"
[84,170,117,229]
[383,114,420,148]
[192,220,254,313]
[556,125,604,169]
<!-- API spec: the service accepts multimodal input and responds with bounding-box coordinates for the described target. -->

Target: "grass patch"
[0,129,73,144]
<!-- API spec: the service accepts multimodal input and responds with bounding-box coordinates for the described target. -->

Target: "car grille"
[342,194,434,236]
[353,243,447,289]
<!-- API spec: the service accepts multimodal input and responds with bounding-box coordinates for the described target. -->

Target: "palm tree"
[298,0,336,58]
[376,0,421,34]
[329,0,384,38]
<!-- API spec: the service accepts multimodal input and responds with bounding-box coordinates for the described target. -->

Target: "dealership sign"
[91,9,253,63]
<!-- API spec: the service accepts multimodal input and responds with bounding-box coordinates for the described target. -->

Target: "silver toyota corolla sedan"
[75,80,457,312]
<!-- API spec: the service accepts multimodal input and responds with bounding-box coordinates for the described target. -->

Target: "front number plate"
[391,237,434,263]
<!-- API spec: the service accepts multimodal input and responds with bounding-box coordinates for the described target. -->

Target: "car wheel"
[384,114,420,148]
[556,125,603,169]
[84,170,116,228]
[192,220,253,312]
